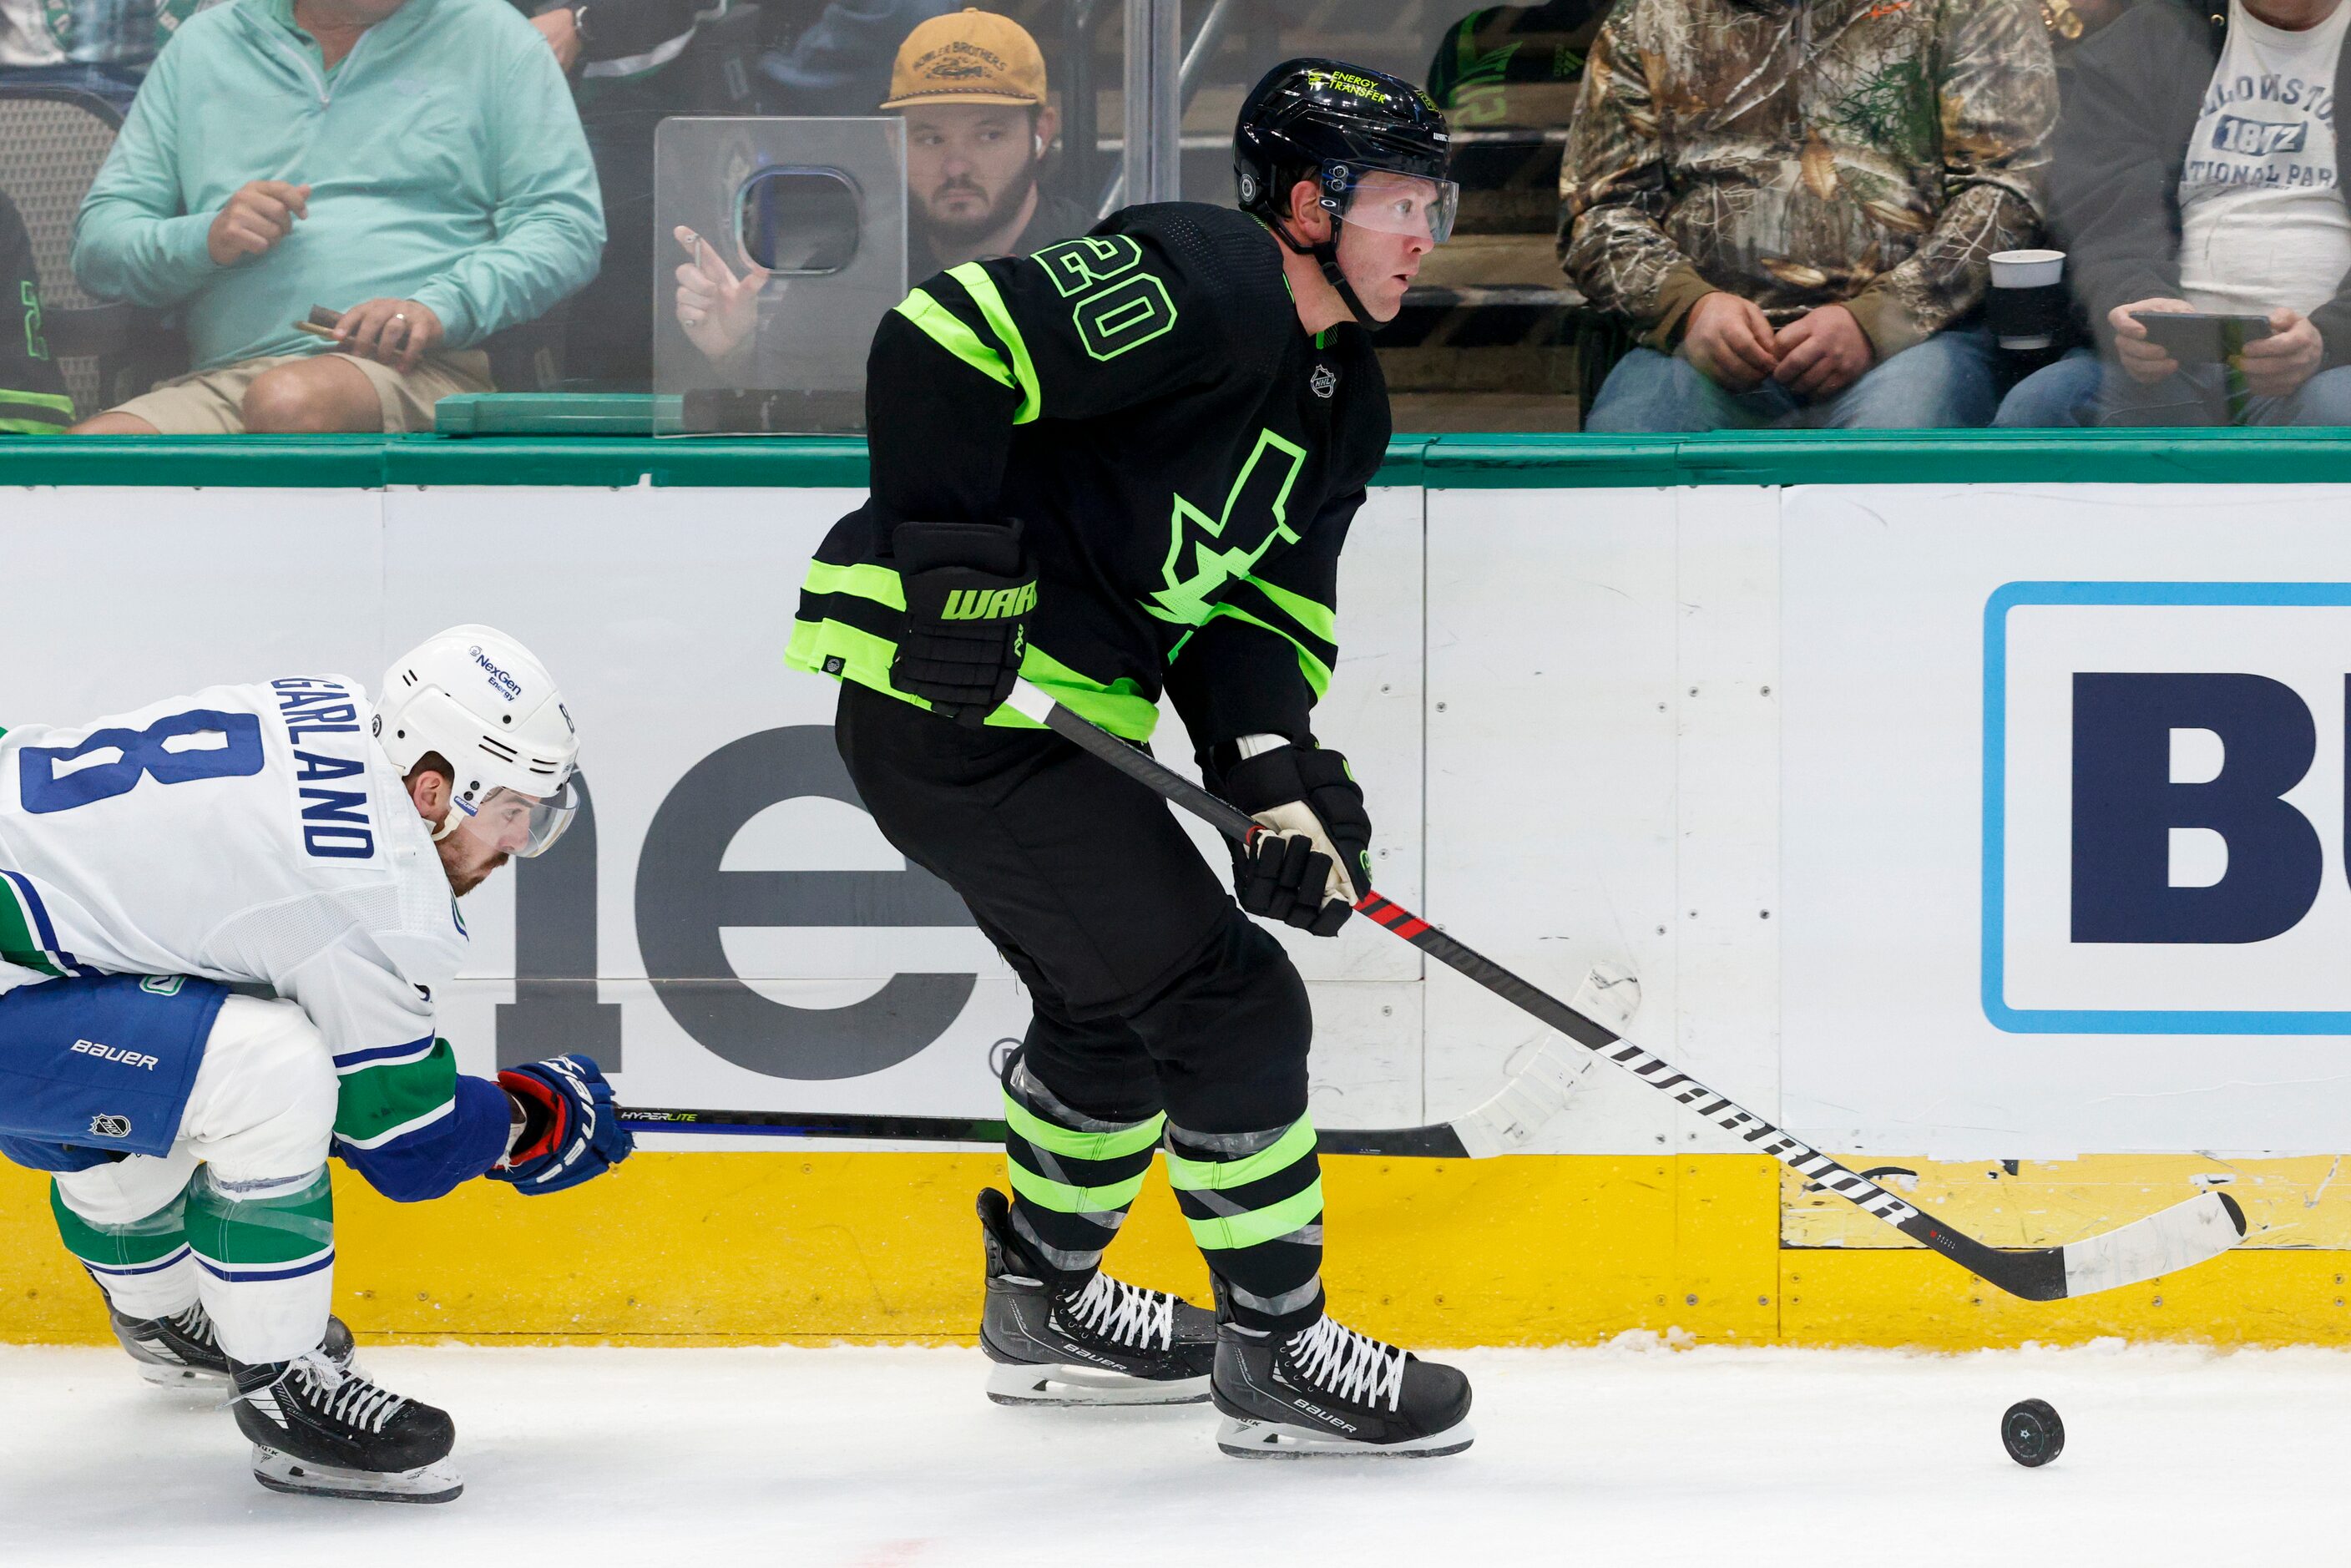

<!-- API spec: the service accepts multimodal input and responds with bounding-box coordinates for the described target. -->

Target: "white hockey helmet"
[374,625,579,857]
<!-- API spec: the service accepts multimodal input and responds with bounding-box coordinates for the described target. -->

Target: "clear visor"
[450,779,579,859]
[1331,169,1459,246]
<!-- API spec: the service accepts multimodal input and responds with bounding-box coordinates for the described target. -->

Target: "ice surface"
[3,1338,2334,1567]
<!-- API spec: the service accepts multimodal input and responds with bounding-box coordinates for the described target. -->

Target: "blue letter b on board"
[2070,672,2322,943]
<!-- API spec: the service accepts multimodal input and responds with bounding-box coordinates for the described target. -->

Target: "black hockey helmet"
[1235,57,1455,321]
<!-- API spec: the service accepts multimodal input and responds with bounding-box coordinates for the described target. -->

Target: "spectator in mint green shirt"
[68,0,603,433]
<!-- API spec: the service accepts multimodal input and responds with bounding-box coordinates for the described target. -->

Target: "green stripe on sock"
[894,288,1016,391]
[1181,1178,1325,1252]
[1005,1157,1148,1216]
[1162,1119,1317,1193]
[947,263,1041,423]
[185,1166,334,1266]
[51,1180,189,1267]
[1003,1094,1164,1162]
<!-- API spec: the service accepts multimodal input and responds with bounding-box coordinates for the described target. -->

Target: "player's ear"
[1287,176,1331,243]
[405,764,450,822]
[1032,104,1059,159]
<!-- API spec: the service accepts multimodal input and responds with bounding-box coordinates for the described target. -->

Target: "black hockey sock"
[1165,1115,1325,1334]
[1001,1057,1164,1287]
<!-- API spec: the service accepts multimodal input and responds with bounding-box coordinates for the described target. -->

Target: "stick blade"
[2059,1190,2247,1299]
[1448,1044,1595,1160]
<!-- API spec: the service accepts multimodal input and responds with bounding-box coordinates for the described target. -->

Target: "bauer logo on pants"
[1984,581,2351,1034]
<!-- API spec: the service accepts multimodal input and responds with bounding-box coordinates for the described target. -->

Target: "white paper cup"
[1989,249,2065,349]
[1990,248,2065,289]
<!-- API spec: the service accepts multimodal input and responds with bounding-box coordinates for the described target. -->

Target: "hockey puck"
[2000,1399,2064,1467]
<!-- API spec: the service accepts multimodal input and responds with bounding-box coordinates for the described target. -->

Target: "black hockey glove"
[889,518,1034,726]
[1220,743,1372,938]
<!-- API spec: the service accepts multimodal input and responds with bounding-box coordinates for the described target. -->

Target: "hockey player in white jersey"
[0,625,633,1503]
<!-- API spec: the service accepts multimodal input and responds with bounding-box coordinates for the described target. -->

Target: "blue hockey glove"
[489,1055,633,1195]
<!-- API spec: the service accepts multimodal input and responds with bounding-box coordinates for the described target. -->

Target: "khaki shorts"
[110,348,493,435]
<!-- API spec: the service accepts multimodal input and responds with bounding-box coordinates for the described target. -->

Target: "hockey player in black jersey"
[788,59,1470,1458]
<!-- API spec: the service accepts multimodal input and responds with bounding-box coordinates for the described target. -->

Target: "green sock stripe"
[946,262,1041,423]
[1005,1157,1148,1216]
[185,1168,334,1266]
[894,287,1017,391]
[1002,1093,1165,1162]
[50,1181,189,1267]
[1181,1178,1325,1252]
[1163,1119,1317,1194]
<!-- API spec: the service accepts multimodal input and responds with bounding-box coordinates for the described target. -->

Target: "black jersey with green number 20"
[786,201,1390,750]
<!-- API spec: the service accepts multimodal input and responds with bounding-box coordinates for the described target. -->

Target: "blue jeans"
[1995,345,2351,427]
[1585,323,2005,432]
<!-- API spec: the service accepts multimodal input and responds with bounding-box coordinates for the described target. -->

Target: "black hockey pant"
[836,681,1327,1332]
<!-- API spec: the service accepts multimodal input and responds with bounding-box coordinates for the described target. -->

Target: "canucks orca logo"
[88,1113,132,1139]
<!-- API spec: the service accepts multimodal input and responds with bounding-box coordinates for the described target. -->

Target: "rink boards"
[7,432,2351,1348]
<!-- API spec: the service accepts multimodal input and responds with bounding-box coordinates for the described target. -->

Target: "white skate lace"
[287,1353,408,1434]
[1286,1316,1406,1412]
[166,1302,218,1349]
[1061,1272,1175,1351]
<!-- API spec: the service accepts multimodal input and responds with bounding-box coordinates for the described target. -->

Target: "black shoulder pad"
[1101,202,1294,383]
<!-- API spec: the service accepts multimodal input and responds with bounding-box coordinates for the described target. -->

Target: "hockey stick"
[994,679,2247,1302]
[617,1035,1591,1157]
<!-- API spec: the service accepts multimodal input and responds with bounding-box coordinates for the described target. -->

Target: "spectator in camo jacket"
[1560,0,2059,430]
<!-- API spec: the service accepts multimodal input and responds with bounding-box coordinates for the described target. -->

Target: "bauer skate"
[1211,1309,1474,1458]
[977,1186,1216,1406]
[232,1348,461,1503]
[109,1298,356,1388]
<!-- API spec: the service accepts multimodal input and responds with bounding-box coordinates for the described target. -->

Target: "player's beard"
[437,837,510,897]
[918,160,1038,248]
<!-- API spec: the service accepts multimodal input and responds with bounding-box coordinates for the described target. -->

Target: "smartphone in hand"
[2128,311,2274,362]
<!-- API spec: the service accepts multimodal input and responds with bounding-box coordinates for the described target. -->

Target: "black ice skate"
[109,1298,356,1388]
[232,1348,461,1503]
[1211,1311,1474,1458]
[977,1186,1216,1406]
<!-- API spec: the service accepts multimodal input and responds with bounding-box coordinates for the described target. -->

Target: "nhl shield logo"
[1310,364,1337,399]
[88,1113,132,1140]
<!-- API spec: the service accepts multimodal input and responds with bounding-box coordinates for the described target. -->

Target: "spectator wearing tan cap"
[673,7,1087,367]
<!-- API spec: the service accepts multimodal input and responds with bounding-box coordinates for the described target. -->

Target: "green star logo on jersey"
[1143,428,1308,628]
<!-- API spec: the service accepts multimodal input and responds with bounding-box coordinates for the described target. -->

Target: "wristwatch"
[567,3,592,47]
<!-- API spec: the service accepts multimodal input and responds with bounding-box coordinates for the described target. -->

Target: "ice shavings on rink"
[3,1338,2338,1568]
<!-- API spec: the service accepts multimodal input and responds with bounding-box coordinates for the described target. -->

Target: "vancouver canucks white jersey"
[0,675,464,1061]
